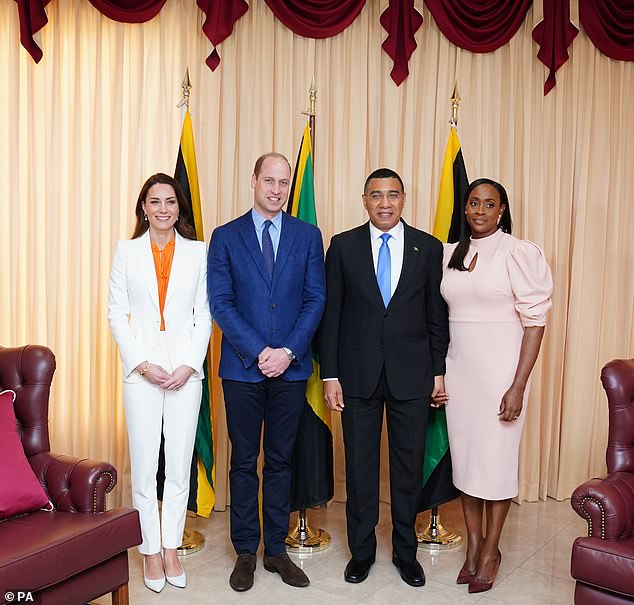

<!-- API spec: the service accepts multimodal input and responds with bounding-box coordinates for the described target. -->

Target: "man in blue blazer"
[207,153,326,592]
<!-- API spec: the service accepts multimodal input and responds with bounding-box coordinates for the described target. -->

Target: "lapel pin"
[413,246,419,252]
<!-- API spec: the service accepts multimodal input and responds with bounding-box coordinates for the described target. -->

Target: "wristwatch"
[282,347,296,361]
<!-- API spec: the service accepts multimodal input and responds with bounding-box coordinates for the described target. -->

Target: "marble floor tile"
[91,497,582,604]
[486,567,576,604]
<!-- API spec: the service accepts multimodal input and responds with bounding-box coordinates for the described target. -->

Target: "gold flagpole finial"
[450,84,460,127]
[302,76,317,118]
[177,68,192,109]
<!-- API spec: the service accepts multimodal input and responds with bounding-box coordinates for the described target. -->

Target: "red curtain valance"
[86,0,166,22]
[14,0,634,93]
[579,0,634,61]
[533,0,579,94]
[263,0,366,39]
[197,0,249,71]
[424,0,531,53]
[380,0,423,86]
[16,0,51,62]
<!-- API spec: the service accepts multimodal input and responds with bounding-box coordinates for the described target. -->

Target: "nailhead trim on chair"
[578,496,606,539]
[93,471,116,513]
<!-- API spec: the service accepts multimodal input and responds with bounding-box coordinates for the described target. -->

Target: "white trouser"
[123,334,202,554]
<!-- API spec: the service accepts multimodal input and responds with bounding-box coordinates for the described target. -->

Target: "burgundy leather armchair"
[571,358,634,605]
[0,345,141,605]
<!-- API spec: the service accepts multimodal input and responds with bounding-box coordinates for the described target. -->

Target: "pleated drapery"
[1,0,633,510]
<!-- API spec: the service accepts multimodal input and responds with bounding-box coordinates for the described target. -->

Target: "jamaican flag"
[286,121,334,509]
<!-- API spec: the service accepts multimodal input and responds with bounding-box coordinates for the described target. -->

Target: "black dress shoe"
[230,553,256,592]
[392,553,425,587]
[263,553,310,587]
[344,556,375,583]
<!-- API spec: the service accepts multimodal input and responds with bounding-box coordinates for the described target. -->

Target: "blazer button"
[383,311,388,318]
[271,304,277,308]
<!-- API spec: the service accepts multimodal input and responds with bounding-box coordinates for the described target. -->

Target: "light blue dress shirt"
[251,208,282,259]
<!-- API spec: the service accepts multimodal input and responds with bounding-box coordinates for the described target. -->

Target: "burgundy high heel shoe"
[456,566,475,584]
[468,549,502,594]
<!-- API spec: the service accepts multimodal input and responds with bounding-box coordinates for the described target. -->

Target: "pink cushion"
[0,390,51,519]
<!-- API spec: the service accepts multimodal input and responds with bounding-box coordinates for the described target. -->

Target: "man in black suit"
[319,168,449,587]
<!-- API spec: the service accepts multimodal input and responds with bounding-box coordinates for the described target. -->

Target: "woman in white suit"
[108,173,212,593]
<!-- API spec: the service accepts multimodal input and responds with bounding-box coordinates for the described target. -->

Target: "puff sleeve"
[507,240,553,327]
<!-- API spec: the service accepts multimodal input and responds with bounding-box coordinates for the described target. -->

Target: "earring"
[144,214,148,221]
[496,214,502,225]
[175,216,179,222]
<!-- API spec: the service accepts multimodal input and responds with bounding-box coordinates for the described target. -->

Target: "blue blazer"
[207,211,326,382]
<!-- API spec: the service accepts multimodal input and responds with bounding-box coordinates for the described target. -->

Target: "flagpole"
[285,79,332,553]
[417,86,464,551]
[307,76,316,160]
[174,67,206,556]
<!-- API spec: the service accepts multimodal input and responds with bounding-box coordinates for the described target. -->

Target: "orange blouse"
[151,239,175,331]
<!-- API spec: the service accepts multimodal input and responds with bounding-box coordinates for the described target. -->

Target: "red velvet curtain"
[263,0,366,39]
[579,0,634,61]
[380,0,423,86]
[14,0,634,90]
[16,0,52,62]
[197,0,249,70]
[16,0,167,63]
[424,0,531,53]
[86,0,166,22]
[532,0,579,94]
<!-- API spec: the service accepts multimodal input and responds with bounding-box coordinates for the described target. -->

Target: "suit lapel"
[271,213,297,290]
[165,231,187,308]
[391,222,421,307]
[353,223,385,308]
[136,230,160,313]
[238,211,272,286]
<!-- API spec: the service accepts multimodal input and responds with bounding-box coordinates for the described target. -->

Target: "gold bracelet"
[139,361,150,376]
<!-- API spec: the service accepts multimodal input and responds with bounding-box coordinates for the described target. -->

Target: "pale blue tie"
[377,233,391,307]
[262,220,275,278]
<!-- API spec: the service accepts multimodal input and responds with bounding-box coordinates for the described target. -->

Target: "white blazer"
[108,230,212,383]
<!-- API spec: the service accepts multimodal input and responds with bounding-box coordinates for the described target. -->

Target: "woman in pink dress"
[441,178,553,593]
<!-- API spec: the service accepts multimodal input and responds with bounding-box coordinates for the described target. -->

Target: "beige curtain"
[1,0,632,510]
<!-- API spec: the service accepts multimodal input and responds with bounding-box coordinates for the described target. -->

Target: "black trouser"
[341,368,429,562]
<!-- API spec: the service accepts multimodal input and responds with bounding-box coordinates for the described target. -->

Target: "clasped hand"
[137,362,195,390]
[258,346,291,378]
[431,375,448,408]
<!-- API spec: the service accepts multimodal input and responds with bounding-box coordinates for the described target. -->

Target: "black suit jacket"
[319,221,449,400]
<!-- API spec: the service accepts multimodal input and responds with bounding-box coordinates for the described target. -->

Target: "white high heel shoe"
[143,556,166,593]
[166,568,187,588]
[164,553,187,588]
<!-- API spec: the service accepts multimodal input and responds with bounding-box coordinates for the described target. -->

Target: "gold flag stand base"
[177,527,205,556]
[417,506,463,550]
[285,509,331,553]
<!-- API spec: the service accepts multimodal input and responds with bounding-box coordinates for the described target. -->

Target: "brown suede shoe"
[229,553,256,592]
[263,553,310,587]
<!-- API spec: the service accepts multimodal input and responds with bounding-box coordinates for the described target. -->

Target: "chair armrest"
[571,472,634,540]
[29,451,117,513]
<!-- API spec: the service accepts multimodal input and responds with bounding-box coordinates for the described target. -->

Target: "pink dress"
[441,229,553,500]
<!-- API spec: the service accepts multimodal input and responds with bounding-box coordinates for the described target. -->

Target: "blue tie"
[262,220,275,278]
[377,233,391,307]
